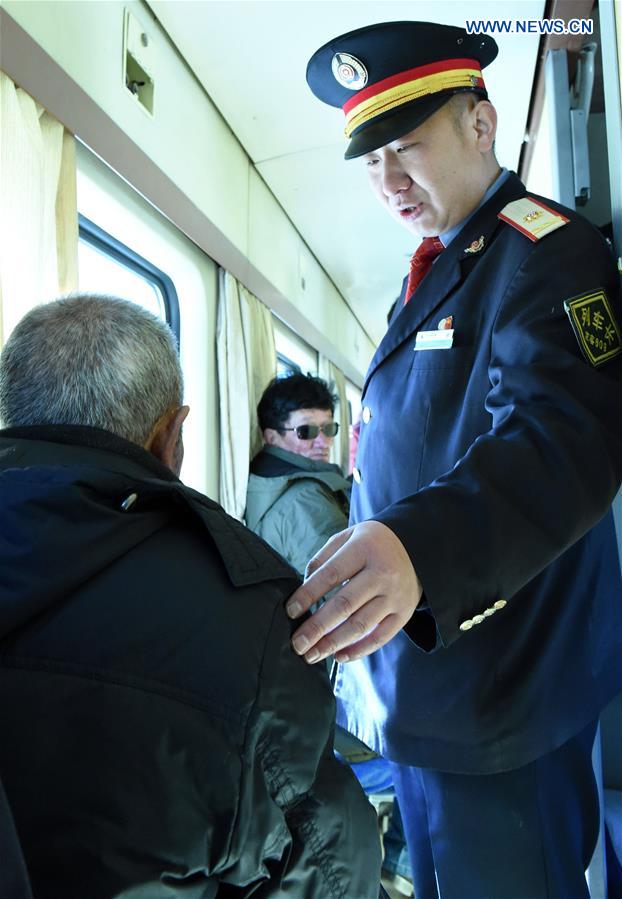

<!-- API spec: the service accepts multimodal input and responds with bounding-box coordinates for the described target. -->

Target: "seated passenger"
[246,374,350,575]
[247,374,413,895]
[0,295,381,898]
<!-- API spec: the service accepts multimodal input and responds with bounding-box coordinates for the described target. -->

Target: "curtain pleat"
[216,269,276,519]
[0,73,78,348]
[318,355,350,474]
[239,283,277,460]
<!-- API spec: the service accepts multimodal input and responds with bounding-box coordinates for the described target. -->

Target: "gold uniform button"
[459,619,474,631]
[483,608,496,617]
[352,467,362,484]
[472,614,485,625]
[493,599,507,611]
[362,406,372,424]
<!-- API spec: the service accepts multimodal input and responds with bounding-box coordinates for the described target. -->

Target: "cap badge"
[464,235,485,254]
[331,52,368,90]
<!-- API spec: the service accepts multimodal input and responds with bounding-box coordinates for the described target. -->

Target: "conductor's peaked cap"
[306,21,498,159]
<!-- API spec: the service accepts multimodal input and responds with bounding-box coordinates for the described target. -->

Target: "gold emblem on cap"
[331,52,368,90]
[464,235,485,254]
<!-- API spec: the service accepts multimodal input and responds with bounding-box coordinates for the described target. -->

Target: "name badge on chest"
[414,328,454,351]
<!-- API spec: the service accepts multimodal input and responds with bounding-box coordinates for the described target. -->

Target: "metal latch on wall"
[123,8,155,116]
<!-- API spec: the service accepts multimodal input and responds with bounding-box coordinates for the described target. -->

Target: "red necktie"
[404,236,444,304]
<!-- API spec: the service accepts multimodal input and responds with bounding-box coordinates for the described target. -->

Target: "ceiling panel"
[149,0,545,344]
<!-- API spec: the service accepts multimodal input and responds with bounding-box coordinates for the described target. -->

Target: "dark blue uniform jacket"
[339,172,622,774]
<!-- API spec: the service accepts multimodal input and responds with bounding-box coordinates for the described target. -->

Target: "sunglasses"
[280,422,340,440]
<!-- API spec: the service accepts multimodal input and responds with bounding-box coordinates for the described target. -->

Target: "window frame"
[276,351,301,376]
[272,315,318,376]
[78,213,181,344]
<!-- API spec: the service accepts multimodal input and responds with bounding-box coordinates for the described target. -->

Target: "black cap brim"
[306,21,498,161]
[344,92,457,159]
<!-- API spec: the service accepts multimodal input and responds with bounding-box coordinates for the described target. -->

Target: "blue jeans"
[348,756,413,882]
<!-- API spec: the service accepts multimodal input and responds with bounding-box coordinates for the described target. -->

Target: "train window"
[276,352,301,377]
[78,214,180,343]
[273,316,318,377]
[75,143,217,498]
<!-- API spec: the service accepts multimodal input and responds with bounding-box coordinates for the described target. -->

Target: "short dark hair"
[257,374,337,431]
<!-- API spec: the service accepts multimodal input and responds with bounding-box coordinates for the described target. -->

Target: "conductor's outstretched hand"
[286,520,423,664]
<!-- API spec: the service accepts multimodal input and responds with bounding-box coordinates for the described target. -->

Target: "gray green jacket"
[246,446,350,575]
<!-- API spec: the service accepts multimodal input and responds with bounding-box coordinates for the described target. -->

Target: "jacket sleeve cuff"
[402,600,441,652]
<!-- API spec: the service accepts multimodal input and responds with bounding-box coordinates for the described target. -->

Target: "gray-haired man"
[0,294,381,898]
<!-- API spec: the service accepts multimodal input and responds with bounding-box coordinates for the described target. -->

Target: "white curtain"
[216,269,276,519]
[0,73,78,348]
[318,354,350,474]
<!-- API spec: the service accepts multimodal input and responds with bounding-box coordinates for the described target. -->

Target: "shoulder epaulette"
[498,197,569,242]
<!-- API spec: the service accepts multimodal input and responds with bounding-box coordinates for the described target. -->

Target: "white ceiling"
[149,0,545,345]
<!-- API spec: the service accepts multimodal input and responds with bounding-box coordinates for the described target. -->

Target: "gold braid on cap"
[342,57,485,137]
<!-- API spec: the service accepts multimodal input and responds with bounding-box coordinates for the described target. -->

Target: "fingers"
[305,527,354,578]
[286,528,362,620]
[286,520,423,664]
[334,614,402,663]
[290,571,379,659]
[297,596,398,664]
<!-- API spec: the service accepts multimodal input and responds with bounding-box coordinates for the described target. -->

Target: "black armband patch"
[564,289,622,367]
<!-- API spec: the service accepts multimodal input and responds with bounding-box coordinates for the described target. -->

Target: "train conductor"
[286,20,622,899]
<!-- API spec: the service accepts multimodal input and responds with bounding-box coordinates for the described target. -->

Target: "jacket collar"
[251,445,344,477]
[0,424,177,482]
[362,171,527,396]
[0,425,296,590]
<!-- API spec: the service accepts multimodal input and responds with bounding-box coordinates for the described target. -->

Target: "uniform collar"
[363,171,526,395]
[440,167,511,248]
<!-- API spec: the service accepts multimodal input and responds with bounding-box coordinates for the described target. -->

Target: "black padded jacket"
[0,425,381,898]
